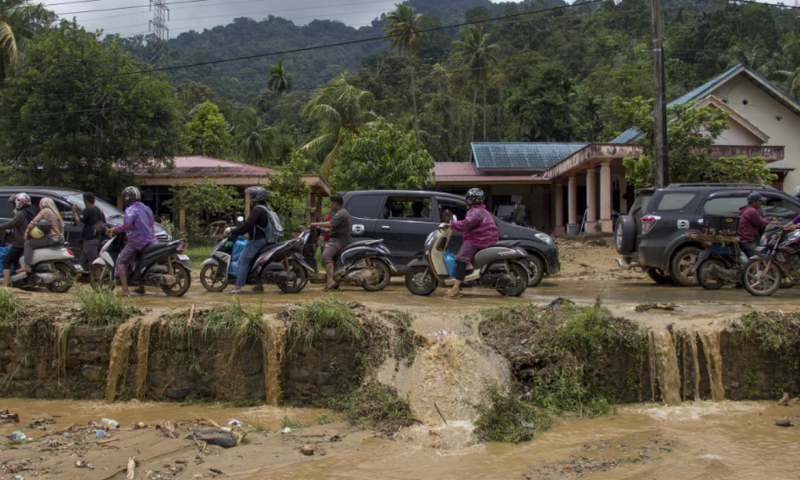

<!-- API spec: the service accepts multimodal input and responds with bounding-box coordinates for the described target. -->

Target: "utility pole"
[149,0,170,67]
[652,0,669,187]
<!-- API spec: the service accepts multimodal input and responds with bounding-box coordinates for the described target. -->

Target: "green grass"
[183,244,213,271]
[285,298,363,349]
[280,416,309,429]
[0,288,21,325]
[334,384,414,432]
[75,287,134,326]
[201,297,265,342]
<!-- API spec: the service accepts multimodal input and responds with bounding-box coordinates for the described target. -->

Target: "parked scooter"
[299,227,396,291]
[0,232,76,292]
[404,222,529,296]
[687,232,746,290]
[89,234,192,296]
[199,229,309,294]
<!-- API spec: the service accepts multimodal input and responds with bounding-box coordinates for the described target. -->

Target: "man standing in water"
[310,195,351,291]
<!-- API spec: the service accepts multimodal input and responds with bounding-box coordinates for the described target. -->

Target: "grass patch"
[183,244,212,271]
[221,398,262,408]
[332,384,414,433]
[285,298,362,349]
[475,300,647,443]
[737,312,800,354]
[75,287,133,326]
[201,297,265,345]
[280,416,309,429]
[0,288,21,325]
[317,414,333,425]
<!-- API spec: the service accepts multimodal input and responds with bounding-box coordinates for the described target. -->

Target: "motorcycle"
[299,227,396,291]
[89,234,192,297]
[404,222,530,297]
[0,235,76,292]
[687,232,747,290]
[742,223,800,296]
[199,234,309,294]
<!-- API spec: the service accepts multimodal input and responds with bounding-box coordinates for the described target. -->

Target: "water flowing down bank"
[105,318,138,403]
[649,330,682,406]
[262,317,286,406]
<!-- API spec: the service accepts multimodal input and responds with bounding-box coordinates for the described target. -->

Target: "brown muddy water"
[1,399,799,479]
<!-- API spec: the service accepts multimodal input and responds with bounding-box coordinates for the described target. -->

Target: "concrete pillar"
[316,195,323,222]
[600,160,613,233]
[555,183,565,235]
[567,176,577,227]
[177,186,187,236]
[305,193,314,225]
[586,168,597,232]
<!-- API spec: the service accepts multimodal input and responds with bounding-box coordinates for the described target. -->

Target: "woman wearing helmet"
[0,193,35,286]
[109,186,156,295]
[225,186,273,294]
[445,188,499,299]
[20,198,65,274]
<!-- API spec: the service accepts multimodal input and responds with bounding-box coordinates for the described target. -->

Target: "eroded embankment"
[1,288,799,438]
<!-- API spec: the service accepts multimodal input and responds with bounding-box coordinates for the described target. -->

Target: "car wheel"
[525,255,545,287]
[615,216,636,255]
[645,267,674,285]
[669,246,701,287]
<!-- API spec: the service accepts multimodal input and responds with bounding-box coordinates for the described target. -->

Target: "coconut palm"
[450,25,498,145]
[267,58,293,96]
[383,4,423,145]
[0,0,48,84]
[301,74,376,176]
[233,107,274,165]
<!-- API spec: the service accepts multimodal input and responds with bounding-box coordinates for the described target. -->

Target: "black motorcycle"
[690,233,747,290]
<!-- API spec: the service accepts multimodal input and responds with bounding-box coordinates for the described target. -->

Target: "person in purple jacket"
[445,188,499,299]
[109,186,156,296]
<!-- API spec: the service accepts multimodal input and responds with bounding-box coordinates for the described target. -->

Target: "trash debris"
[548,297,575,308]
[96,430,106,439]
[779,392,790,406]
[126,456,137,480]
[186,429,244,449]
[157,421,179,439]
[227,419,243,427]
[635,303,678,312]
[0,409,20,424]
[26,414,55,430]
[330,435,342,442]
[101,418,120,429]
[131,422,149,430]
[281,427,291,434]
[209,468,224,475]
[75,460,94,469]
[299,444,315,456]
[9,430,27,442]
[775,419,793,427]
[10,475,24,480]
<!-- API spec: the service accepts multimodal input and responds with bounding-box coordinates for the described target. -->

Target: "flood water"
[2,398,798,479]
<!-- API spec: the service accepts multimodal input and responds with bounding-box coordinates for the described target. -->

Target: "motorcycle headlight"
[535,233,555,247]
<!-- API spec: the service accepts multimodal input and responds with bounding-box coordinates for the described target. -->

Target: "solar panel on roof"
[472,143,587,170]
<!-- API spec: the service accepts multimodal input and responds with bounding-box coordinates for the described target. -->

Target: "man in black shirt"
[71,192,105,273]
[225,186,272,294]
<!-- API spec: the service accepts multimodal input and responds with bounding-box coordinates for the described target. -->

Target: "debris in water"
[281,427,291,434]
[131,421,149,430]
[299,444,315,456]
[227,419,243,427]
[434,402,448,426]
[9,430,27,441]
[636,303,678,312]
[101,417,120,429]
[96,430,106,439]
[157,421,179,438]
[0,409,20,424]
[330,435,342,442]
[779,392,790,406]
[187,429,244,448]
[126,457,137,480]
[775,419,793,427]
[74,460,94,469]
[26,414,55,429]
[548,297,575,307]
[209,468,224,475]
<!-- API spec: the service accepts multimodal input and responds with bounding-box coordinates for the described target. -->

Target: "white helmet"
[794,185,800,199]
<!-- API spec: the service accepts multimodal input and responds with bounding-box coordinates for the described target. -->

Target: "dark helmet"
[121,186,141,207]
[36,218,51,235]
[246,186,268,204]
[465,187,485,206]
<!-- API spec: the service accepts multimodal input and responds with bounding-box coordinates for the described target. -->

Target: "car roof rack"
[665,183,776,190]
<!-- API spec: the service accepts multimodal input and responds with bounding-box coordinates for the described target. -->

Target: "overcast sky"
[47,0,442,38]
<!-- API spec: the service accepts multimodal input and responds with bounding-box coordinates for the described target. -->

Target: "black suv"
[615,183,800,286]
[0,187,172,268]
[340,190,560,285]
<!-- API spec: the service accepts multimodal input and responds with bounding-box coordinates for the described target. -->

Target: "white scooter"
[404,221,530,297]
[4,242,77,292]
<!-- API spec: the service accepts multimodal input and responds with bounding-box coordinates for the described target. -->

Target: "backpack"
[254,205,284,244]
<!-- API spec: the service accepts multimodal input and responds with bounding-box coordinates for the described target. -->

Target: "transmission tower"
[149,0,170,66]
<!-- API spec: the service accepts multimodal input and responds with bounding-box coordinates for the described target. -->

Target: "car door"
[374,194,437,271]
[343,193,385,239]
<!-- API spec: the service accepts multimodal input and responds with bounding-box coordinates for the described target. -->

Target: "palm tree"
[267,58,293,96]
[450,25,498,146]
[233,107,274,165]
[383,4,423,145]
[301,74,376,176]
[0,0,49,84]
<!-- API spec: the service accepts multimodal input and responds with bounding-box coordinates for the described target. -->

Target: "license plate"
[178,254,190,262]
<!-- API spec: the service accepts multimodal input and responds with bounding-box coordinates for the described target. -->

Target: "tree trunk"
[410,68,420,146]
[483,87,487,141]
[0,55,6,86]
[470,80,478,150]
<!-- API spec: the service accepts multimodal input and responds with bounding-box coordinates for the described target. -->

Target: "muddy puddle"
[2,399,799,479]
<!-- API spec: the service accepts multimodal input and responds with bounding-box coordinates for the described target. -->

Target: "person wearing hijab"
[20,197,65,273]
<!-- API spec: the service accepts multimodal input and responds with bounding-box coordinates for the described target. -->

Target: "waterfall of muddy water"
[104,318,139,403]
[648,330,681,406]
[262,317,286,406]
[133,315,158,399]
[681,329,701,402]
[698,329,726,402]
[376,331,510,424]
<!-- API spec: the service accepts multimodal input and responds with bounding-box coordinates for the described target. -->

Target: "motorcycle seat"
[493,240,521,247]
[139,242,167,256]
[344,239,384,249]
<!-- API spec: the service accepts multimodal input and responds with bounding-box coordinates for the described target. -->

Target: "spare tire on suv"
[615,215,636,255]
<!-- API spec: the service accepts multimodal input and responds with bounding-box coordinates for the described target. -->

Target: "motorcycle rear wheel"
[89,264,116,292]
[162,263,191,297]
[48,262,76,293]
[405,266,437,296]
[696,259,726,290]
[276,260,308,294]
[743,258,781,297]
[496,263,528,297]
[200,263,228,292]
[361,259,391,291]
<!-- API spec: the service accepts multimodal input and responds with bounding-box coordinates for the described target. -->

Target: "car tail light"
[177,241,187,252]
[641,215,661,236]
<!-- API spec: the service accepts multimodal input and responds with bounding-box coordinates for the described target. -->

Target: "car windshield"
[64,193,123,219]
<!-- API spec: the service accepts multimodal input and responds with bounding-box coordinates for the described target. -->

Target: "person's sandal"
[444,290,463,299]
[323,282,340,292]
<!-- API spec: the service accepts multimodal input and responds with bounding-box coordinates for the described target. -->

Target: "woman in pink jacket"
[446,188,499,299]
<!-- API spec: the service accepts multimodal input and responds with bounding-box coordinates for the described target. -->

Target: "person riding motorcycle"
[225,186,273,294]
[738,191,780,257]
[21,198,64,274]
[110,186,156,296]
[444,188,499,299]
[0,193,35,287]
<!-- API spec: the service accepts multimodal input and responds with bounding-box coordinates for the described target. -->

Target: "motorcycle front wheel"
[162,263,191,297]
[405,266,437,296]
[743,257,781,297]
[361,259,391,292]
[497,263,528,297]
[200,263,228,292]
[276,260,309,294]
[90,264,116,292]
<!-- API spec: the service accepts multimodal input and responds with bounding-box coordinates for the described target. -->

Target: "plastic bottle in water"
[9,430,27,441]
[95,430,106,439]
[101,418,120,429]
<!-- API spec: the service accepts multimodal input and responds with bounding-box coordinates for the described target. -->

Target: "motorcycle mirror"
[452,215,458,221]
[237,216,244,223]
